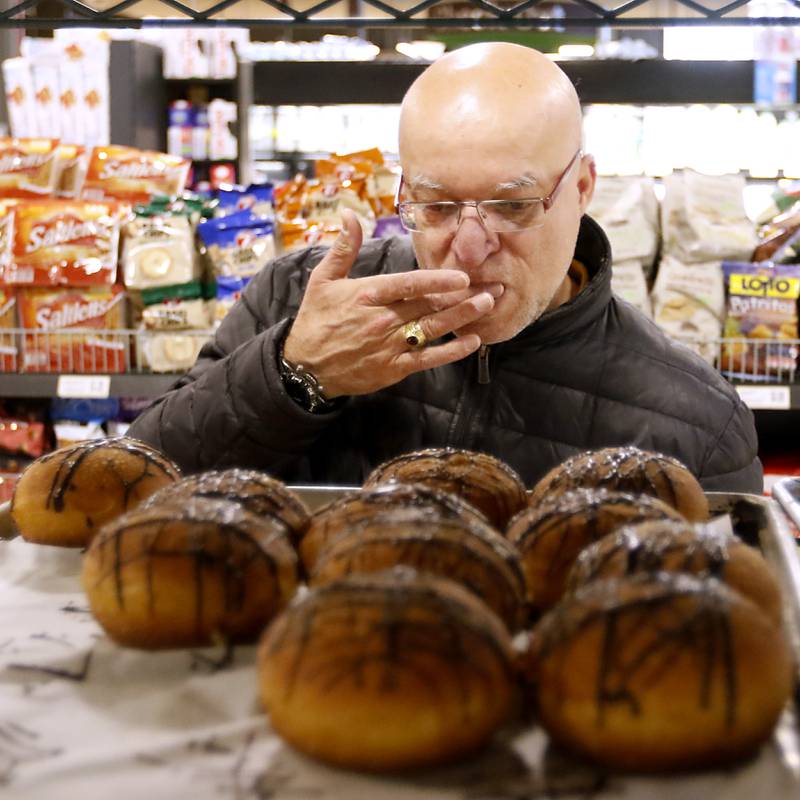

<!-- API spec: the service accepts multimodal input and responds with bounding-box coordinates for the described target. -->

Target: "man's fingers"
[400,282,504,317]
[408,291,494,345]
[309,209,363,282]
[395,333,482,375]
[364,268,470,306]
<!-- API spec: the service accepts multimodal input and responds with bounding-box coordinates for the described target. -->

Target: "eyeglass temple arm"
[543,150,582,210]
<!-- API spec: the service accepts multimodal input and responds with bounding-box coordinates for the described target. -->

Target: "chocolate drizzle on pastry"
[309,511,526,630]
[37,437,179,514]
[264,569,515,702]
[300,482,496,572]
[144,468,310,541]
[83,496,298,647]
[535,574,740,727]
[529,446,709,522]
[364,448,528,530]
[507,488,683,611]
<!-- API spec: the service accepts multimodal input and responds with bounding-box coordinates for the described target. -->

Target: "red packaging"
[17,285,126,373]
[0,137,59,198]
[2,200,121,286]
[0,472,18,503]
[0,287,17,371]
[81,146,190,204]
[0,418,46,458]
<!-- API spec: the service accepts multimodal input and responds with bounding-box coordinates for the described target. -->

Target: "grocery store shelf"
[0,373,178,398]
[734,384,800,411]
[248,60,800,107]
[7,0,800,28]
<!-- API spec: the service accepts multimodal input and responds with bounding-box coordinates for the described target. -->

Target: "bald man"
[129,43,762,492]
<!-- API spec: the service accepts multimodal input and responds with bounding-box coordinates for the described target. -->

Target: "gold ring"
[401,320,428,350]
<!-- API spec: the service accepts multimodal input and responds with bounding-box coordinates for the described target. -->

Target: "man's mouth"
[472,282,505,299]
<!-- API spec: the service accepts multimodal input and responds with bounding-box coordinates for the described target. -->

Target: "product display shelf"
[163,61,253,185]
[248,58,800,108]
[0,328,212,398]
[0,330,798,407]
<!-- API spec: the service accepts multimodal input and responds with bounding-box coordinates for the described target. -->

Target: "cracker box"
[17,285,126,373]
[81,60,110,148]
[30,59,61,141]
[3,200,121,287]
[2,58,37,138]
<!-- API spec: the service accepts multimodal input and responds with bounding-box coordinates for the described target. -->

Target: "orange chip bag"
[3,200,121,287]
[0,137,59,198]
[0,287,17,371]
[0,199,16,270]
[81,146,190,204]
[17,285,126,373]
[55,144,87,198]
[274,174,308,222]
[279,219,341,253]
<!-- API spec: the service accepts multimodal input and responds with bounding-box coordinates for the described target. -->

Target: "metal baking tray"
[1,487,799,798]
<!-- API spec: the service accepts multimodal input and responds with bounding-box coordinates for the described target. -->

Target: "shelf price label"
[56,375,111,399]
[735,385,791,410]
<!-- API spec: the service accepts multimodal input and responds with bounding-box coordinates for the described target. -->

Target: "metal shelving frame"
[3,0,800,29]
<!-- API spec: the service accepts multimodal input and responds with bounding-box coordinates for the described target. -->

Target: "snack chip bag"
[198,210,275,278]
[720,262,800,381]
[136,330,210,373]
[3,199,121,286]
[122,213,198,289]
[0,287,17,371]
[81,145,190,204]
[141,297,210,331]
[274,174,308,223]
[216,183,274,218]
[17,285,126,373]
[0,137,59,198]
[213,274,250,325]
[55,143,87,198]
[279,219,340,253]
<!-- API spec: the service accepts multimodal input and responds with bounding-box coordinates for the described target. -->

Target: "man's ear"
[577,154,597,214]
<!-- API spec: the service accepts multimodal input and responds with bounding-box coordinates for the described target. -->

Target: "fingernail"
[473,292,494,312]
[487,283,504,298]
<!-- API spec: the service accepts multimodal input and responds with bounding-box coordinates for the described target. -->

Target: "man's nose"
[451,208,500,269]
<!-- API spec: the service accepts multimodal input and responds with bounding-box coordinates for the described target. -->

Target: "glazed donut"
[364,447,527,530]
[527,573,794,771]
[309,504,526,631]
[144,468,310,544]
[82,496,299,649]
[529,446,709,522]
[299,482,491,573]
[11,437,180,547]
[506,488,684,611]
[258,569,516,771]
[565,518,784,625]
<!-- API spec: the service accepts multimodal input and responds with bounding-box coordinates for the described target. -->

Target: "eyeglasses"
[395,149,582,234]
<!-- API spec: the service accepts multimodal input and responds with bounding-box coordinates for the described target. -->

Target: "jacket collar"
[507,214,613,347]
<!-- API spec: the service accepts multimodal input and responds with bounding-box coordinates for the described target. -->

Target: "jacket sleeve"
[697,396,764,494]
[127,251,345,478]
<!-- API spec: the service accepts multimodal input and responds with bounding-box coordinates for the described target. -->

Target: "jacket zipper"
[477,345,491,384]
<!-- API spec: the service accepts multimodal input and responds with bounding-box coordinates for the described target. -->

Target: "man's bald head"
[399,43,582,184]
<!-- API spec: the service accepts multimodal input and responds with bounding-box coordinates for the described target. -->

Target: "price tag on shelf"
[56,375,111,399]
[735,385,791,410]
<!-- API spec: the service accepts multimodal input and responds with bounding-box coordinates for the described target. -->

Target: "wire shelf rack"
[0,327,213,375]
[0,328,796,383]
[5,0,800,29]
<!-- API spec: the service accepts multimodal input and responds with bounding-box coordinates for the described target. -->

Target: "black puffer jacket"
[128,216,762,492]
